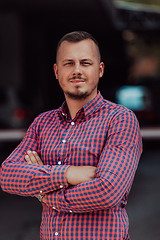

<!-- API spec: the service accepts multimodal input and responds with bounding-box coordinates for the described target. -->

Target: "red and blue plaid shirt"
[0,92,142,239]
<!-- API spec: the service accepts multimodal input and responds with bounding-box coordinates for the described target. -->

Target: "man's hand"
[25,150,44,166]
[66,166,96,185]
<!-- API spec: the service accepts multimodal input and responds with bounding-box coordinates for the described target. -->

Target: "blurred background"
[0,0,160,239]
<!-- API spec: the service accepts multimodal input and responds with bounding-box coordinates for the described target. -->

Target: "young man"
[0,31,142,239]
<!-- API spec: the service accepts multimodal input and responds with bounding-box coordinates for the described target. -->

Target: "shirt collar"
[59,101,68,119]
[59,91,104,120]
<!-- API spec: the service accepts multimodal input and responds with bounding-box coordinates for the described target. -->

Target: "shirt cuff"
[50,165,70,189]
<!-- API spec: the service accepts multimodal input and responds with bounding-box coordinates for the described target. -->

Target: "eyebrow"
[62,58,93,62]
[81,58,93,62]
[62,59,73,62]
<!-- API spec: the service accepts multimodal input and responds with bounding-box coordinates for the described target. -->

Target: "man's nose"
[73,63,82,75]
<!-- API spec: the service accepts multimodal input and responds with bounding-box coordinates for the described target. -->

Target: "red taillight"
[14,108,25,121]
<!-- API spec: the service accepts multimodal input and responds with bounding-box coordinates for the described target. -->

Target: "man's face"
[54,39,104,101]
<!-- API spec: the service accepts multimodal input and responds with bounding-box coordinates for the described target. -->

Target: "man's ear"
[99,62,105,78]
[53,63,58,79]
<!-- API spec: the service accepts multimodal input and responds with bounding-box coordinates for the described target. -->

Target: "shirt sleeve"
[0,116,69,197]
[43,109,143,213]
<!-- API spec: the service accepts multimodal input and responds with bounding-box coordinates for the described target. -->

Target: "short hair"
[56,31,101,61]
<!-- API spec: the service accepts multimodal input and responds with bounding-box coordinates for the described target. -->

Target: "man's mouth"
[69,77,86,83]
[70,79,85,83]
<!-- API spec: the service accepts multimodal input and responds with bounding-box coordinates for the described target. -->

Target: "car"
[115,85,160,126]
[0,85,33,129]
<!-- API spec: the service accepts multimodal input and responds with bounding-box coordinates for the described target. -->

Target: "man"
[0,31,142,239]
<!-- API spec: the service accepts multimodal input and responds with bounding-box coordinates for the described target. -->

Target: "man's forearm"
[25,151,97,186]
[65,165,96,185]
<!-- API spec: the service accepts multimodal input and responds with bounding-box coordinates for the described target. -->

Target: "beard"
[59,76,98,100]
[64,83,98,100]
[65,89,90,100]
[65,76,89,100]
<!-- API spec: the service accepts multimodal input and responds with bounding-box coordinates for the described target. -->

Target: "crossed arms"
[25,150,96,203]
[0,109,142,213]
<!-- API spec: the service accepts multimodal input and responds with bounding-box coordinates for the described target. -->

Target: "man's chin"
[65,91,89,100]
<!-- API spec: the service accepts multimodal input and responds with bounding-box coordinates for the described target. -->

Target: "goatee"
[65,91,90,100]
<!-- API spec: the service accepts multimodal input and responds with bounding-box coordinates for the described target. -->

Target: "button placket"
[59,119,76,166]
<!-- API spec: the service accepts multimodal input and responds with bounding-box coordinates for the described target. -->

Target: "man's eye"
[82,62,91,65]
[64,62,73,66]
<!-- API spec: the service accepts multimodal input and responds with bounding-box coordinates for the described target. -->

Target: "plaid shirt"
[0,92,142,240]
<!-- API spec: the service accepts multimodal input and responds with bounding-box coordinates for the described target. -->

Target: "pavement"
[0,141,160,240]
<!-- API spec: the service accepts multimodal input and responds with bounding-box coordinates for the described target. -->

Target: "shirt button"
[40,190,43,194]
[62,139,66,143]
[60,185,63,188]
[53,206,56,210]
[69,210,73,213]
[55,232,59,236]
[71,122,74,126]
[58,161,61,165]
